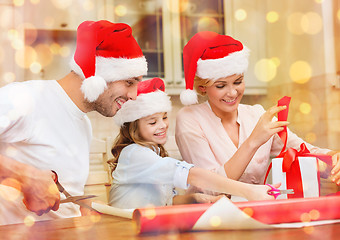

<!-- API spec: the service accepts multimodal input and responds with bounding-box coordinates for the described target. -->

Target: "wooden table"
[0,214,339,240]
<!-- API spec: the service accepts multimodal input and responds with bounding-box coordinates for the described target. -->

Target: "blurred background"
[1,0,340,151]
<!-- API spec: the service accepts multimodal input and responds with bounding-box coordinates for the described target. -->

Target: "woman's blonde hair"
[107,120,168,173]
[193,76,214,96]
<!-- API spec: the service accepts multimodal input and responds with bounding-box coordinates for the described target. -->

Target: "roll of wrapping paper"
[133,194,340,234]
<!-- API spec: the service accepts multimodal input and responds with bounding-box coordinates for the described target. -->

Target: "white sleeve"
[113,145,194,186]
[173,160,194,189]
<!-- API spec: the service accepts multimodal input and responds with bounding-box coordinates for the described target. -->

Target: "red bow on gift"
[264,96,332,198]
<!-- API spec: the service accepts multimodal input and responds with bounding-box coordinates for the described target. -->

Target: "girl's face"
[138,112,169,145]
[200,74,245,116]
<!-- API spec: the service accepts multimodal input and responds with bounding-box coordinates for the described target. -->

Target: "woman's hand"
[248,105,289,148]
[331,152,340,185]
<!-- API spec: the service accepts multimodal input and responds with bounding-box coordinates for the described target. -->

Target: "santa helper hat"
[181,31,250,105]
[114,78,172,126]
[70,20,148,102]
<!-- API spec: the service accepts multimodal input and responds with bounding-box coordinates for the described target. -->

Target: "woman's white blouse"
[109,144,194,209]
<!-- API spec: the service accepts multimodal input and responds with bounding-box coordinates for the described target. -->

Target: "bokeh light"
[287,12,304,35]
[271,57,281,67]
[24,216,35,227]
[115,5,127,17]
[299,102,312,114]
[300,212,311,222]
[197,17,219,32]
[337,9,340,21]
[59,46,71,57]
[13,0,24,7]
[293,112,316,132]
[209,215,221,227]
[266,11,279,23]
[314,0,324,3]
[234,9,247,21]
[51,0,72,9]
[254,58,277,82]
[29,62,42,74]
[0,178,21,202]
[301,12,323,35]
[0,8,13,28]
[35,44,53,67]
[242,207,254,217]
[289,61,312,84]
[3,72,16,84]
[83,0,94,11]
[303,226,315,234]
[144,207,156,220]
[30,0,40,4]
[305,132,317,143]
[50,43,62,55]
[15,46,37,69]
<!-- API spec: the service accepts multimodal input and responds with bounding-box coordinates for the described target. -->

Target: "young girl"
[108,77,277,209]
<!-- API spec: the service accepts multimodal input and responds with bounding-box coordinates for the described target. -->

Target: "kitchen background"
[1,0,340,152]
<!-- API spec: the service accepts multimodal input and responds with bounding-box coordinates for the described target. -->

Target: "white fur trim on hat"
[81,76,107,102]
[180,89,198,106]
[114,91,172,126]
[196,46,250,80]
[70,56,148,82]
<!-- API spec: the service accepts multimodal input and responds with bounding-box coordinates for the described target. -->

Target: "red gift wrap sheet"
[133,195,340,234]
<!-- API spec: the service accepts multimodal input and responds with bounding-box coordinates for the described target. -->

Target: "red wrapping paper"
[133,195,340,234]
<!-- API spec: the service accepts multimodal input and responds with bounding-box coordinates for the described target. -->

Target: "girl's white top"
[109,144,194,209]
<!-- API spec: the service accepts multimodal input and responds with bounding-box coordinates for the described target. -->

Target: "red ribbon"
[264,96,332,199]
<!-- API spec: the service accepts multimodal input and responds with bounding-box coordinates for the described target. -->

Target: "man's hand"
[21,169,60,216]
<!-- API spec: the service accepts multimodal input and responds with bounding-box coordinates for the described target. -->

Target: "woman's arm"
[222,105,289,180]
[0,154,60,215]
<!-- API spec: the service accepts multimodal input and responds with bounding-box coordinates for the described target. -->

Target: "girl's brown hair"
[107,120,168,173]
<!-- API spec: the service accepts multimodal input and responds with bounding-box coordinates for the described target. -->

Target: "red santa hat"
[70,20,148,102]
[181,31,250,105]
[114,77,172,126]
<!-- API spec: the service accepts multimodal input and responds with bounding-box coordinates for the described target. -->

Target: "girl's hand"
[245,183,281,201]
[248,105,289,148]
[331,152,340,185]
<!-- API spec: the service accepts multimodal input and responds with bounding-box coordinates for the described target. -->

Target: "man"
[0,20,147,225]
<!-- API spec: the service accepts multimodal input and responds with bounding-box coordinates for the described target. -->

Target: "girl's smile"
[138,112,169,145]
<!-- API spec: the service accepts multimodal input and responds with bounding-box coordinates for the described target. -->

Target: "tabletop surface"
[0,214,340,240]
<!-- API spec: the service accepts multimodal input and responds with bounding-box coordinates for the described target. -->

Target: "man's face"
[89,77,141,117]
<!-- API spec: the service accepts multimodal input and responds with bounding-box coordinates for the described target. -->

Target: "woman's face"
[138,112,169,145]
[200,74,245,116]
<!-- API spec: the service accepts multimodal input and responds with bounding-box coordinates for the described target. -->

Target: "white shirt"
[0,80,92,225]
[109,144,194,209]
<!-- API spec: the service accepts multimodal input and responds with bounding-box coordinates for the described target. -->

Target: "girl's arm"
[187,167,275,201]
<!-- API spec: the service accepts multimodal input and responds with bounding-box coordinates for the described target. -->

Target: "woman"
[175,31,340,186]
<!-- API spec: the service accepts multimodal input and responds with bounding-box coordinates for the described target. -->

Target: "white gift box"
[272,156,321,199]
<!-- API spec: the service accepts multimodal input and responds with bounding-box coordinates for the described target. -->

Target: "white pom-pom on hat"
[81,76,107,102]
[180,89,198,106]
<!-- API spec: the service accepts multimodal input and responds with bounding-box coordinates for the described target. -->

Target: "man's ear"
[198,86,206,93]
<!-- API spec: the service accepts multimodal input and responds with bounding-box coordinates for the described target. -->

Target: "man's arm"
[0,154,60,216]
